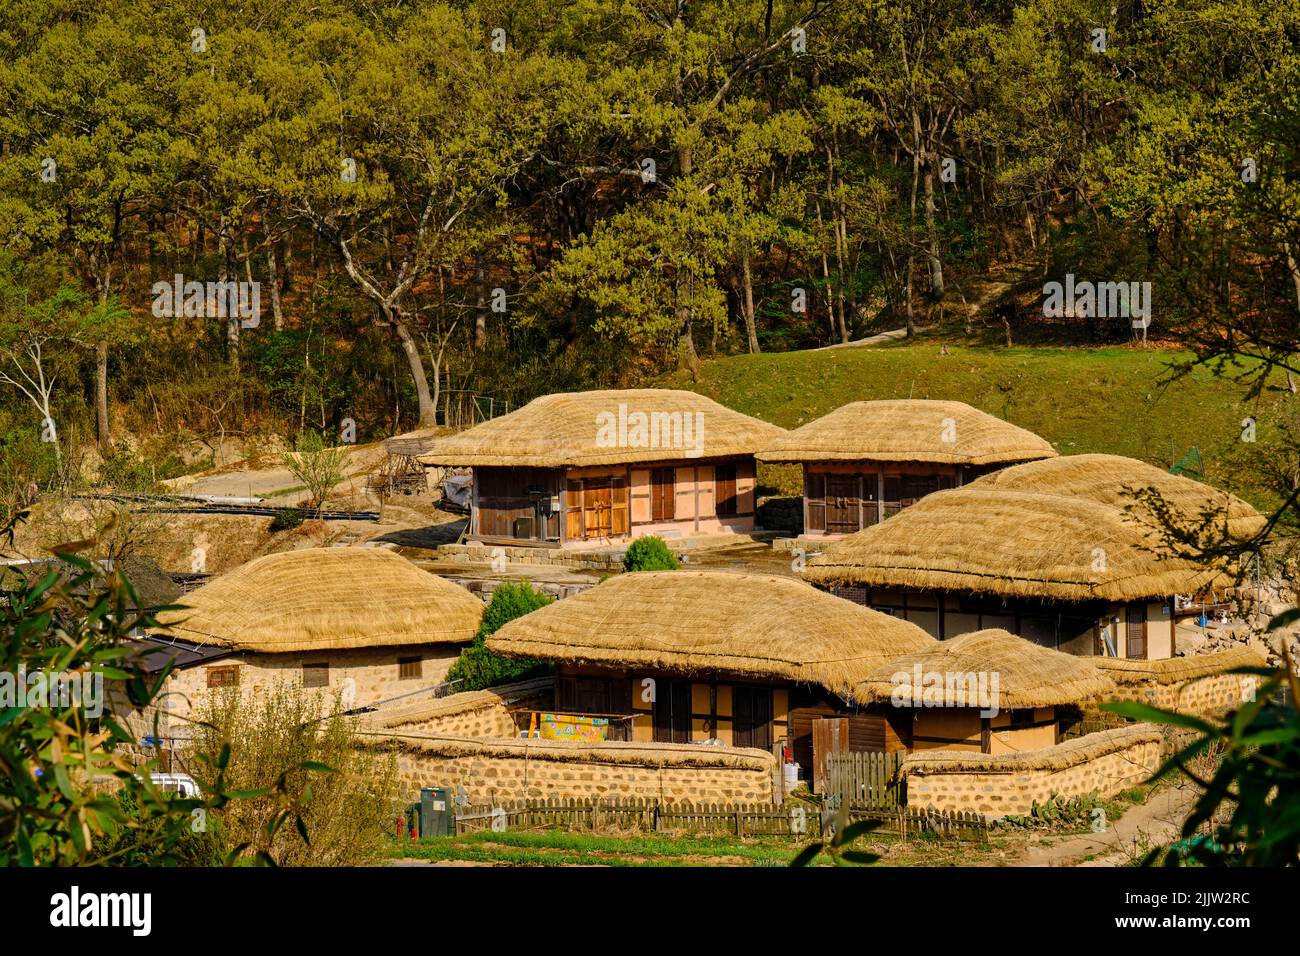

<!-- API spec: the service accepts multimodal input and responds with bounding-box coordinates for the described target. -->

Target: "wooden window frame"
[207,665,240,688]
[398,656,422,681]
[302,662,330,688]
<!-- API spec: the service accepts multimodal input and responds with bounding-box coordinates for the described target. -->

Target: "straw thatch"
[757,400,1056,465]
[416,388,786,467]
[355,731,775,768]
[802,487,1239,601]
[902,724,1163,774]
[484,570,935,696]
[156,547,484,652]
[362,677,552,730]
[856,628,1115,708]
[968,454,1265,539]
[1093,645,1266,685]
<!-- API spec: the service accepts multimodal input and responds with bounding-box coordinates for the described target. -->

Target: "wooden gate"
[811,717,850,794]
[826,751,907,811]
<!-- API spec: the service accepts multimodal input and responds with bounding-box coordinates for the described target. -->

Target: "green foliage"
[0,509,322,866]
[268,508,307,533]
[622,535,681,572]
[280,430,347,512]
[789,802,882,867]
[1102,621,1300,867]
[445,581,554,692]
[193,683,399,867]
[999,790,1108,830]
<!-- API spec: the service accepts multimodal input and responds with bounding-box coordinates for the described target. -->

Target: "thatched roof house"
[756,400,1055,537]
[488,570,933,696]
[416,389,786,548]
[147,548,485,719]
[802,487,1233,604]
[966,453,1266,540]
[801,463,1254,659]
[856,629,1115,710]
[759,400,1056,467]
[487,570,935,774]
[157,547,484,652]
[854,628,1115,754]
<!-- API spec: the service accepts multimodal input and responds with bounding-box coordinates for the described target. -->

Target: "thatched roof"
[485,570,935,696]
[802,487,1240,601]
[856,629,1115,709]
[757,400,1056,465]
[356,730,776,768]
[968,454,1265,539]
[1094,645,1267,685]
[362,677,552,730]
[416,389,786,468]
[155,547,484,653]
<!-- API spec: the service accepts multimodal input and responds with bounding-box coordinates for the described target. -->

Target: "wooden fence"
[449,795,986,842]
[825,751,906,811]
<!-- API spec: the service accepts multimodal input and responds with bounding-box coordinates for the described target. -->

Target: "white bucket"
[783,763,800,791]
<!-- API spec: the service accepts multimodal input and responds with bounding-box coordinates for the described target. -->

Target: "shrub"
[192,682,399,866]
[446,581,553,692]
[622,535,680,572]
[269,507,306,532]
[280,429,347,511]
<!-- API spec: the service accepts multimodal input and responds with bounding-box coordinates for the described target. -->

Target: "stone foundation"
[357,732,778,805]
[903,725,1163,818]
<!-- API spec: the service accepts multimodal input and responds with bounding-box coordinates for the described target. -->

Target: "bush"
[269,507,306,532]
[193,683,399,866]
[446,581,554,692]
[622,535,680,572]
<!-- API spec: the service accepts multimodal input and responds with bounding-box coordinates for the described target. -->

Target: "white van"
[142,772,201,799]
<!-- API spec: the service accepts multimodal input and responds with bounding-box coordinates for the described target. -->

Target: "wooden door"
[565,480,584,540]
[1125,603,1147,659]
[812,717,850,794]
[805,472,826,532]
[733,686,773,751]
[583,480,613,538]
[826,475,859,534]
[653,680,692,743]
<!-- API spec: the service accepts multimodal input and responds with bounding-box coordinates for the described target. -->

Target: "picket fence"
[448,795,987,842]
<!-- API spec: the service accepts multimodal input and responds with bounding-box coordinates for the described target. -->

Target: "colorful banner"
[539,713,609,742]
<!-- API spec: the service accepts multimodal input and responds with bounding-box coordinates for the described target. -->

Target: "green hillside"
[669,344,1294,511]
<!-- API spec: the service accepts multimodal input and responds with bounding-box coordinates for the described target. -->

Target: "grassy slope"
[666,343,1293,510]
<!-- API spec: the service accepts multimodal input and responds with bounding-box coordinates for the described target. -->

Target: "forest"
[1,0,1297,513]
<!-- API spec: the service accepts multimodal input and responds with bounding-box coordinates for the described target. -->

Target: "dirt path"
[1013,784,1200,867]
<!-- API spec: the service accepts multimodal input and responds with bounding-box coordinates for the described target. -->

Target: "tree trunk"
[95,341,111,451]
[922,152,944,298]
[391,308,438,426]
[267,237,285,331]
[904,255,916,338]
[220,218,239,372]
[741,249,760,353]
[474,256,487,350]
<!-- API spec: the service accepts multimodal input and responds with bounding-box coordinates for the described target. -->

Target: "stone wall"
[357,732,778,805]
[1104,670,1257,715]
[903,725,1163,818]
[1095,647,1264,716]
